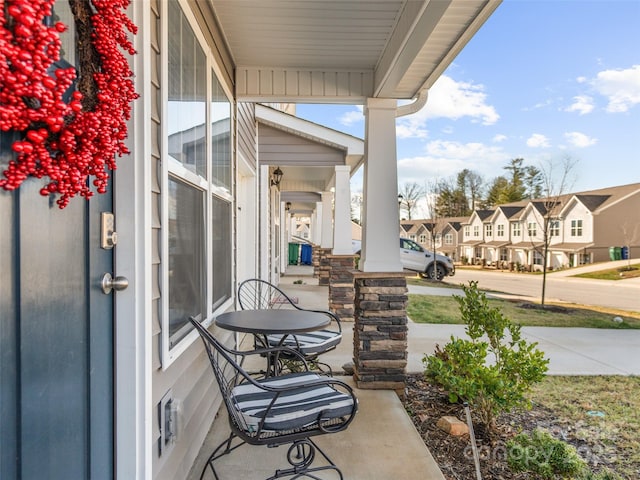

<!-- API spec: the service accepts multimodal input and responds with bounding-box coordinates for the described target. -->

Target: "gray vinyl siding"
[258,124,344,166]
[238,102,257,169]
[149,2,235,479]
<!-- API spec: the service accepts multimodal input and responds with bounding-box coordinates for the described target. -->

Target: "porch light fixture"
[285,202,292,211]
[271,167,283,187]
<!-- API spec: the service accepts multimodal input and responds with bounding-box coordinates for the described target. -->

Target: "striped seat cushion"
[231,373,354,432]
[266,330,342,355]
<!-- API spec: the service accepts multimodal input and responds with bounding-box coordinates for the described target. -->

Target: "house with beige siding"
[463,183,640,271]
[0,1,502,479]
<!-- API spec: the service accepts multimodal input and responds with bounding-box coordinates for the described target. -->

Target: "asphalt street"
[434,260,640,313]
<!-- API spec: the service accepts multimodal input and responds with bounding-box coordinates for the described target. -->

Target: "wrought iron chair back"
[237,279,342,373]
[189,317,357,480]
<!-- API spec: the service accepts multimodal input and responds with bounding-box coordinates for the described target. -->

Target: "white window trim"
[160,0,235,368]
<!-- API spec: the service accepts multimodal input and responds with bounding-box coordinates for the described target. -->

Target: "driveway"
[437,260,640,312]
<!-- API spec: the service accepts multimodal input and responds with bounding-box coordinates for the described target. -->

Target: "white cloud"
[493,134,507,143]
[565,95,594,115]
[339,107,363,126]
[564,131,597,148]
[591,65,640,113]
[395,75,499,139]
[576,76,588,84]
[396,123,428,139]
[427,75,500,125]
[526,134,550,148]
[396,140,507,184]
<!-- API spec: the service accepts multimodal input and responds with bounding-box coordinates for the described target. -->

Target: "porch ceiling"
[205,0,501,103]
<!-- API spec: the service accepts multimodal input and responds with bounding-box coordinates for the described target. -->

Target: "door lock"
[101,212,118,249]
[101,273,129,294]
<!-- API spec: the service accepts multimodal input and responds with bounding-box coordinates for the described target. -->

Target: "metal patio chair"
[237,279,343,374]
[189,317,357,480]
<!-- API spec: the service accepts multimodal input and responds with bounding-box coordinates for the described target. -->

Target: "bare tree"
[398,182,425,220]
[532,155,578,306]
[423,179,443,280]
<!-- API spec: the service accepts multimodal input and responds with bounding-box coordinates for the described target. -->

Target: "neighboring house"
[0,2,501,479]
[460,209,494,264]
[440,217,467,261]
[396,217,468,261]
[463,183,640,271]
[400,221,415,239]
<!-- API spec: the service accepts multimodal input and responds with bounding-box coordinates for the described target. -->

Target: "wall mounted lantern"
[271,167,283,187]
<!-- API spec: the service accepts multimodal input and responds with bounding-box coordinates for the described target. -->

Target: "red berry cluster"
[0,0,138,208]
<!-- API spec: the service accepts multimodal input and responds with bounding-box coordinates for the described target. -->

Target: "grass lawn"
[574,263,640,280]
[407,294,640,329]
[530,376,640,478]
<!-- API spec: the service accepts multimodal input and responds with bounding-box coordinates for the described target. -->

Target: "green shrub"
[507,429,586,478]
[507,429,624,480]
[423,281,549,429]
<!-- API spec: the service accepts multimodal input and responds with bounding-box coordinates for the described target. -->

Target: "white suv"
[351,238,455,281]
[400,238,455,280]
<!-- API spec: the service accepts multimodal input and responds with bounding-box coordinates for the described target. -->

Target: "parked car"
[400,238,455,280]
[352,238,455,280]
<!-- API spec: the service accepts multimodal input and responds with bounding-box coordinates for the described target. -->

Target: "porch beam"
[237,68,374,104]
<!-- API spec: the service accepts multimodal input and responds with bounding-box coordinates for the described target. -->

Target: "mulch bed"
[402,374,621,480]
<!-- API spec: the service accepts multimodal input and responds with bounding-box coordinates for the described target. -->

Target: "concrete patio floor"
[187,265,640,479]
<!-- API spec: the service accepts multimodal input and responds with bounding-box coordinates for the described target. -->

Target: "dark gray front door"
[1,133,114,479]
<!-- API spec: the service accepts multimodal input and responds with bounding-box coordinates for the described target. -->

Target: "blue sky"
[295,0,640,200]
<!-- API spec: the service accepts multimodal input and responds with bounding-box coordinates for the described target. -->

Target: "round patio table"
[215,309,331,376]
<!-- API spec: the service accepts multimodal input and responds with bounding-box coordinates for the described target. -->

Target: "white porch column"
[259,165,270,280]
[360,98,402,272]
[332,165,352,255]
[320,191,333,249]
[314,202,323,245]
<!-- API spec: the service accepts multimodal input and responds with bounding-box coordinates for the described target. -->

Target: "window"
[497,224,504,237]
[485,224,492,237]
[533,251,543,265]
[473,225,480,237]
[527,222,537,237]
[164,0,233,361]
[512,222,521,236]
[419,234,426,244]
[550,220,560,237]
[499,248,508,262]
[444,233,453,245]
[464,226,470,237]
[409,234,416,241]
[571,219,583,237]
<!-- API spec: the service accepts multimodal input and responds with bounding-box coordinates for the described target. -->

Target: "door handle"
[101,273,129,294]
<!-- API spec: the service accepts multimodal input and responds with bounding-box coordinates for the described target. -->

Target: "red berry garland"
[0,0,138,207]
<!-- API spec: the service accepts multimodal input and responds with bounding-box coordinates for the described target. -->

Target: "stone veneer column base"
[327,255,355,322]
[315,247,333,286]
[352,272,408,395]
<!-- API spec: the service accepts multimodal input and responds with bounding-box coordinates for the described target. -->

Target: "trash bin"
[288,243,300,265]
[621,246,629,260]
[300,244,312,265]
[614,247,622,260]
[609,246,616,261]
